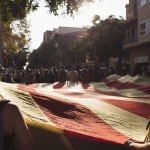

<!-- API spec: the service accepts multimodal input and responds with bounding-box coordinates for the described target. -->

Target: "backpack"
[61,70,67,80]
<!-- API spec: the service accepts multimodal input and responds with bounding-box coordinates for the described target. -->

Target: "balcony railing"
[123,36,138,45]
[126,10,137,21]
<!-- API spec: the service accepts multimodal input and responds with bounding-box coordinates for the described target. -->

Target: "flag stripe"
[29,92,128,144]
[1,74,149,145]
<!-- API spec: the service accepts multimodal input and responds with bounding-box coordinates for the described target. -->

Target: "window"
[140,22,146,35]
[133,2,137,17]
[140,0,146,6]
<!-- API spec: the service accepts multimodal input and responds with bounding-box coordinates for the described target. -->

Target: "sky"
[27,0,129,50]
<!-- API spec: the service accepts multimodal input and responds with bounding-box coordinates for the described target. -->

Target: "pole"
[0,14,3,65]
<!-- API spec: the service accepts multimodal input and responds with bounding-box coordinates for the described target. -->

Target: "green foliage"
[0,0,101,65]
[28,40,57,68]
[2,19,30,53]
[28,49,39,68]
[44,0,97,16]
[13,51,28,69]
[0,0,38,22]
[67,15,126,67]
[0,0,99,21]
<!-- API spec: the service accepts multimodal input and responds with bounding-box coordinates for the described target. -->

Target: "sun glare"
[27,0,129,50]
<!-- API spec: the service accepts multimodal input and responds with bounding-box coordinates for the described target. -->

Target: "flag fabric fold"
[0,74,149,145]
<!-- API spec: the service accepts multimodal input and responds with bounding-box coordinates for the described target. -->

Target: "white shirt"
[69,70,78,81]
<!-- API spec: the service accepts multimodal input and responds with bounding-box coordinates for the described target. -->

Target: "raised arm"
[2,103,34,150]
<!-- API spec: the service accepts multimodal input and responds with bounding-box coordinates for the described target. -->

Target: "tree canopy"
[28,39,57,68]
[67,15,126,68]
[0,0,100,21]
[2,19,30,53]
[28,15,127,69]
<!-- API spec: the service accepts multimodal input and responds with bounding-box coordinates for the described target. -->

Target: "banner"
[0,74,149,145]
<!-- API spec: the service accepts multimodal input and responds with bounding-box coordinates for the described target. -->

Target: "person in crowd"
[5,73,15,83]
[15,70,22,83]
[44,69,49,83]
[48,70,56,83]
[78,69,83,81]
[52,66,58,82]
[124,138,150,150]
[122,66,128,76]
[39,69,45,83]
[68,66,78,85]
[35,69,41,83]
[141,66,148,77]
[0,100,34,150]
[147,66,150,77]
[92,67,100,82]
[26,69,35,84]
[21,69,26,84]
[82,68,90,83]
[58,66,68,83]
[131,65,141,76]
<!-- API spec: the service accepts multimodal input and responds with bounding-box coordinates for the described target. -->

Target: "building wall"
[125,0,137,20]
[126,24,138,38]
[130,45,150,71]
[109,57,118,70]
[61,30,85,44]
[57,26,84,35]
[138,2,150,44]
[43,30,53,43]
[123,0,150,73]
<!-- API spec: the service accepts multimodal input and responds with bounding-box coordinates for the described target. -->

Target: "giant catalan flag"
[0,74,150,149]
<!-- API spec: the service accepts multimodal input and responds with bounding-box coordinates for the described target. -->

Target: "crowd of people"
[0,64,150,149]
[0,65,110,84]
[0,64,150,85]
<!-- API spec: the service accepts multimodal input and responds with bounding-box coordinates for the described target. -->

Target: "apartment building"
[43,26,85,68]
[123,0,150,72]
[43,27,84,43]
[43,30,53,43]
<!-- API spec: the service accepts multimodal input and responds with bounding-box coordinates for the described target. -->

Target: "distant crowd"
[0,64,150,85]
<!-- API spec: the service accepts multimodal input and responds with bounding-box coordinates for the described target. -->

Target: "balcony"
[123,36,138,45]
[122,5,138,27]
[126,10,137,20]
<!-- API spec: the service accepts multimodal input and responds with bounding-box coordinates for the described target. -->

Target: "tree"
[0,0,100,64]
[9,51,28,69]
[1,18,31,68]
[27,49,39,68]
[2,19,31,53]
[92,15,100,25]
[86,15,125,66]
[67,15,126,69]
[28,39,57,68]
[0,0,37,64]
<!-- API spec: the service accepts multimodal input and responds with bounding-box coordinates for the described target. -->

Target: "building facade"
[43,26,85,68]
[123,0,150,72]
[43,30,53,43]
